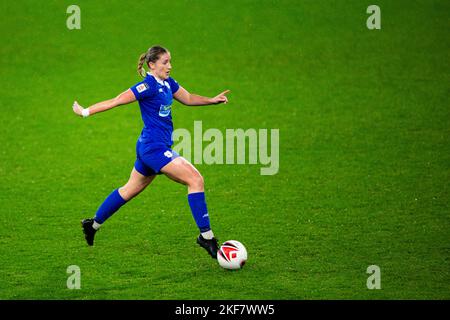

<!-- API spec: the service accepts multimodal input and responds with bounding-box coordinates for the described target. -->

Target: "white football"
[217,240,248,270]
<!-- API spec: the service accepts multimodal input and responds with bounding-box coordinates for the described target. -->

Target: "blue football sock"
[94,189,127,224]
[187,192,211,233]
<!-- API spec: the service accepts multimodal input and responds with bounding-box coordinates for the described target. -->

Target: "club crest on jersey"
[158,104,171,117]
[136,83,148,93]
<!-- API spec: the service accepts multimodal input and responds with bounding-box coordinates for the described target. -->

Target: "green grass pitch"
[0,0,449,299]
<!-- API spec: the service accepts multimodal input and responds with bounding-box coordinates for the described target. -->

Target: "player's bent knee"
[189,174,204,191]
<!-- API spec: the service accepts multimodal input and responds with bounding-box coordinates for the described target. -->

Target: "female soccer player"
[72,45,229,259]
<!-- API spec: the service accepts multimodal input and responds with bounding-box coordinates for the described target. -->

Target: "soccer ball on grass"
[217,240,247,270]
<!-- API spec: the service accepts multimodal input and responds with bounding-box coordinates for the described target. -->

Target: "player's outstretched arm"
[173,86,230,106]
[72,89,136,118]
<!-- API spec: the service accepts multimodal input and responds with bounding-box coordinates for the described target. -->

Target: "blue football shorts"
[134,140,179,176]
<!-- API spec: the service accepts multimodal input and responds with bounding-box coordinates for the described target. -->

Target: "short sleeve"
[130,80,155,100]
[167,77,180,94]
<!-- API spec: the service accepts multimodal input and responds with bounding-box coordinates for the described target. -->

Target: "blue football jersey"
[130,72,180,146]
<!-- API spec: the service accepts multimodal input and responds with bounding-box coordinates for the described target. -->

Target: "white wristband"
[81,108,90,118]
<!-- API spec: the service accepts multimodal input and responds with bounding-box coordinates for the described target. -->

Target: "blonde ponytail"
[137,52,147,77]
[136,46,169,78]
